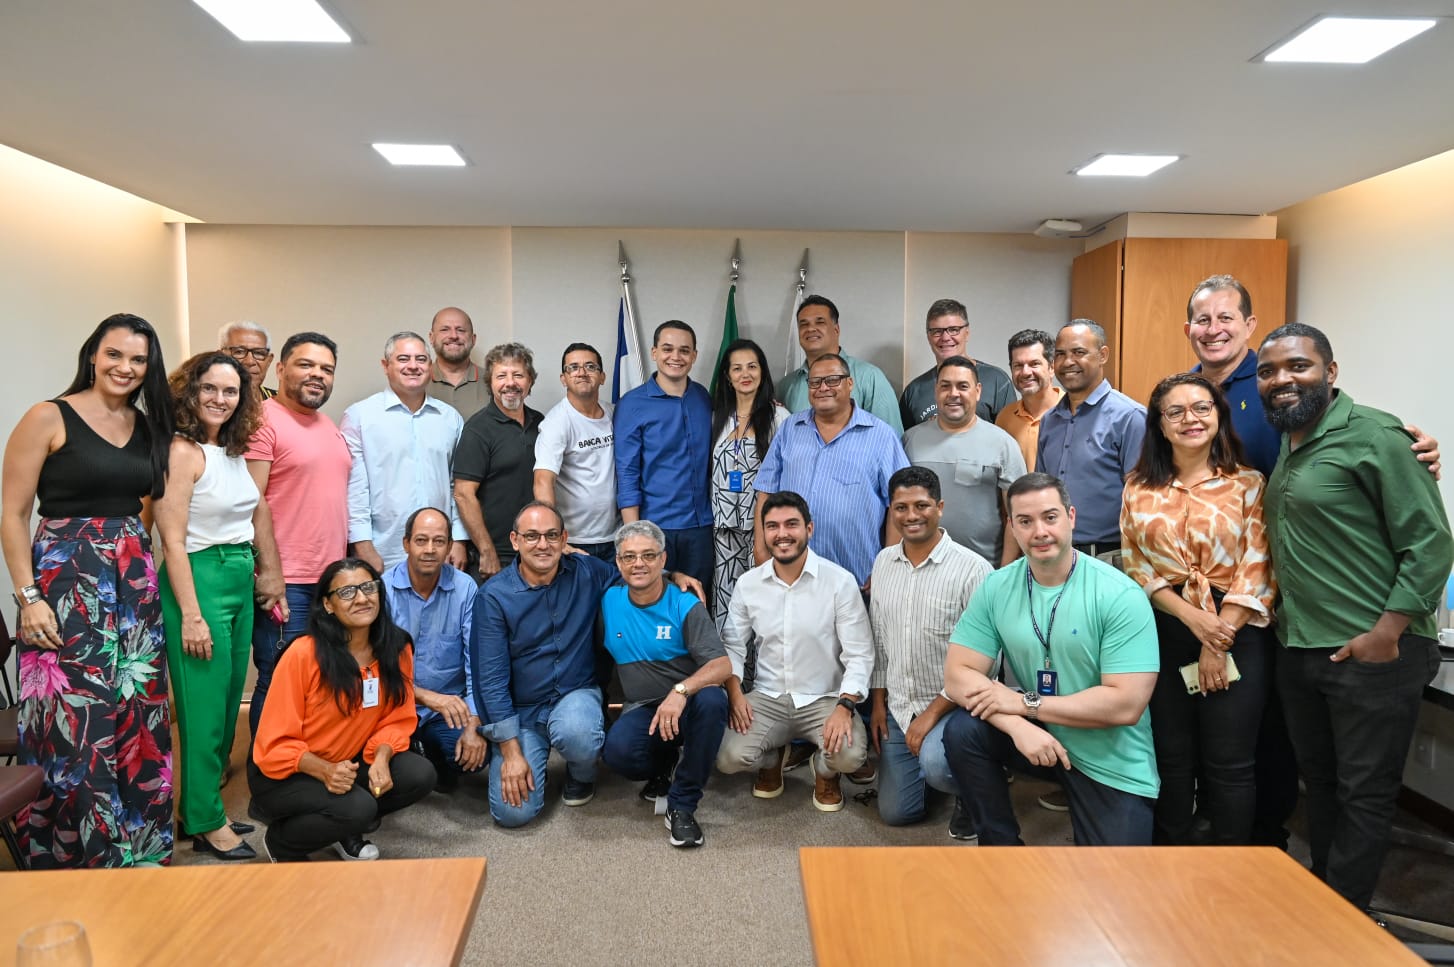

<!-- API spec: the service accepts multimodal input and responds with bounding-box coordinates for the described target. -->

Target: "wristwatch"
[836,696,858,713]
[672,682,690,698]
[1021,691,1042,720]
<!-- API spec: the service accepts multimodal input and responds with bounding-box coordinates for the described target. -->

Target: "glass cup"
[16,920,92,966]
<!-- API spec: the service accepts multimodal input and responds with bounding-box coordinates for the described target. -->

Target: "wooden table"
[799,846,1423,966]
[1,857,485,966]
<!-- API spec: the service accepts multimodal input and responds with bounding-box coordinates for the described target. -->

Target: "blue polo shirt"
[1195,350,1280,477]
[755,404,909,585]
[1037,380,1146,545]
[613,374,713,529]
[471,553,618,742]
[383,561,476,727]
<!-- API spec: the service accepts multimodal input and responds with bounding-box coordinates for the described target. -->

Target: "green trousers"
[160,543,254,836]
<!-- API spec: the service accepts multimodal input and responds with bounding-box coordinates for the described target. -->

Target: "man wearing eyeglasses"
[219,320,277,400]
[778,295,903,433]
[534,343,618,562]
[472,502,704,827]
[899,299,1016,430]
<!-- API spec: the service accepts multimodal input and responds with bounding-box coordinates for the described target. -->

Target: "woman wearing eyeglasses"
[248,558,435,861]
[1119,373,1276,846]
[154,351,269,860]
[708,339,788,632]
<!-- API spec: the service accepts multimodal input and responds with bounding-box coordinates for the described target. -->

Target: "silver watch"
[1021,690,1042,720]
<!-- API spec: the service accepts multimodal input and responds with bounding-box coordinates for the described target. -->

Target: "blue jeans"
[942,709,1153,846]
[249,582,315,739]
[488,687,604,828]
[415,714,487,777]
[663,526,714,602]
[877,713,956,826]
[603,687,728,813]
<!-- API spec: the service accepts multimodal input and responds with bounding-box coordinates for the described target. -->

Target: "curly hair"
[168,351,261,457]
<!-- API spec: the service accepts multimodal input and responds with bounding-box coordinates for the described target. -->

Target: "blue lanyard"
[1026,554,1078,670]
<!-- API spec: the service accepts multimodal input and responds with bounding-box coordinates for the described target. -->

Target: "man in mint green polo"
[1258,323,1453,911]
[941,472,1159,845]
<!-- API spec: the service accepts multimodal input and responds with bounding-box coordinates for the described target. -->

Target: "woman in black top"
[0,313,175,868]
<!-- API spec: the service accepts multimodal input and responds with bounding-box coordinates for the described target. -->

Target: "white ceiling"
[2,1,1452,232]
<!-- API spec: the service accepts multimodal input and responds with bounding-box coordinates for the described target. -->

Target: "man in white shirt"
[533,342,618,561]
[717,491,875,811]
[340,331,468,572]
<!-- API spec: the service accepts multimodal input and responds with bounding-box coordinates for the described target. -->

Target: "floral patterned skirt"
[18,515,173,868]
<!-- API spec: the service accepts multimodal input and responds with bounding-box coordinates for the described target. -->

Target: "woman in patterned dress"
[1,313,175,868]
[708,339,788,633]
[1119,372,1276,846]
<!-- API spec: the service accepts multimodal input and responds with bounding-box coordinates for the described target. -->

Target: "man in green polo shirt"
[1257,323,1452,911]
[941,472,1159,846]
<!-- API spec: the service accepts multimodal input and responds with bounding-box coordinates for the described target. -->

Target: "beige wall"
[0,145,187,604]
[1276,147,1454,513]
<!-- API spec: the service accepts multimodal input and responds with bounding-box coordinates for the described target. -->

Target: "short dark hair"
[926,298,968,325]
[889,465,941,503]
[1187,274,1252,322]
[1006,472,1072,513]
[512,500,565,533]
[934,354,979,382]
[653,320,696,348]
[403,506,450,540]
[797,295,839,323]
[1060,319,1107,347]
[280,331,338,364]
[1260,322,1334,366]
[808,353,850,377]
[1007,329,1055,364]
[762,490,812,526]
[560,342,603,372]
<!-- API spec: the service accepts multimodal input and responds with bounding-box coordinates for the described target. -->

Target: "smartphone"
[1180,653,1242,695]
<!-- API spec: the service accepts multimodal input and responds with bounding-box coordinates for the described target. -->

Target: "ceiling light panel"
[193,0,350,43]
[1261,17,1436,64]
[1073,154,1180,177]
[372,144,468,167]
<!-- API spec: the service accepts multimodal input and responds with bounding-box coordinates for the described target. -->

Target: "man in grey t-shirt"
[534,342,618,561]
[900,298,1016,430]
[903,355,1025,565]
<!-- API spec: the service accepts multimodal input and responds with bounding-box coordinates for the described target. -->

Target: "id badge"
[362,676,380,708]
[727,470,744,492]
[1036,669,1058,696]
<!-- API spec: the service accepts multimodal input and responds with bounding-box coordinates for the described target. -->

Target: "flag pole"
[711,240,743,396]
[613,240,646,402]
[620,240,644,380]
[786,248,810,376]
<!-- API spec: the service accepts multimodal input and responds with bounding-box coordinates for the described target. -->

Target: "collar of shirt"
[481,398,542,428]
[380,388,445,416]
[432,362,481,385]
[1290,389,1352,450]
[644,373,700,399]
[495,552,588,594]
[385,559,462,600]
[888,529,955,566]
[763,548,822,589]
[1010,387,1063,423]
[1056,378,1112,413]
[802,400,874,435]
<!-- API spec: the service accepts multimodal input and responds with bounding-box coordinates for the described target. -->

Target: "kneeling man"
[942,472,1159,845]
[717,491,874,811]
[601,521,731,848]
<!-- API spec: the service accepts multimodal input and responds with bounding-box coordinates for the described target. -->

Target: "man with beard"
[383,507,485,791]
[995,329,1063,472]
[899,299,1017,430]
[1036,320,1145,557]
[428,306,491,419]
[245,332,352,738]
[341,332,467,573]
[1257,323,1452,911]
[454,342,544,580]
[717,491,874,812]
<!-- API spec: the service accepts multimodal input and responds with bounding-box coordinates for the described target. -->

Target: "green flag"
[709,283,739,397]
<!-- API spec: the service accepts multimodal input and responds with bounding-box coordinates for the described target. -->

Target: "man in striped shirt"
[869,467,992,837]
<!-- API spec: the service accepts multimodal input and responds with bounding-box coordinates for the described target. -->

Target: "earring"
[88,362,96,386]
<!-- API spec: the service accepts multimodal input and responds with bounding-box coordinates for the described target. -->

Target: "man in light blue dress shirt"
[341,331,468,572]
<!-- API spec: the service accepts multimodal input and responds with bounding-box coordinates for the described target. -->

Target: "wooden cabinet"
[1070,237,1287,405]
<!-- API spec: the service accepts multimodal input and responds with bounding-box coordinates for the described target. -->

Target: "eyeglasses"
[225,346,272,361]
[806,375,849,390]
[327,579,381,601]
[564,362,602,374]
[927,324,968,339]
[515,530,563,545]
[616,550,663,565]
[1161,401,1216,422]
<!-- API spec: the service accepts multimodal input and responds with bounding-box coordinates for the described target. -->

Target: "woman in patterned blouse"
[1119,372,1276,846]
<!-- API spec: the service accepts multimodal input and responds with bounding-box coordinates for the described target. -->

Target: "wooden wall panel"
[1070,240,1124,388]
[1119,237,1287,405]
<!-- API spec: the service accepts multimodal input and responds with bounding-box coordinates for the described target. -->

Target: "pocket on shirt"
[953,460,998,486]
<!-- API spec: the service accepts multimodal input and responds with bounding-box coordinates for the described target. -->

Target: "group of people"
[2,278,1448,913]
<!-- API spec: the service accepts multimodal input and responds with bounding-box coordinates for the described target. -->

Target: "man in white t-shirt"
[533,342,619,560]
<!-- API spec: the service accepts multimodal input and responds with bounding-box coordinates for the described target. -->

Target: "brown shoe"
[846,760,877,785]
[813,772,844,812]
[752,747,786,799]
[783,743,817,772]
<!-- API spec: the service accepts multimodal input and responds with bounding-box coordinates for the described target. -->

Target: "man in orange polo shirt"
[995,329,1063,472]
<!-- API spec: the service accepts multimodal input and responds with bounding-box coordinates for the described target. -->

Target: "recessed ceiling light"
[192,0,350,43]
[1072,154,1180,177]
[1260,16,1436,64]
[372,143,468,167]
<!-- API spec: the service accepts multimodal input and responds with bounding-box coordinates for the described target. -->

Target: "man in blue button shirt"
[382,507,485,792]
[1036,320,1145,556]
[613,320,715,594]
